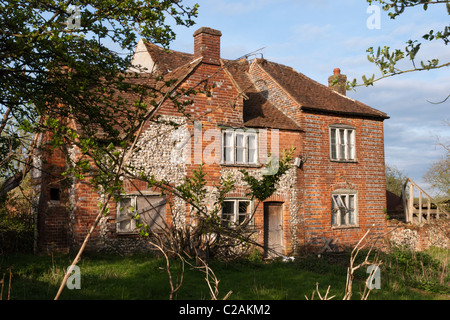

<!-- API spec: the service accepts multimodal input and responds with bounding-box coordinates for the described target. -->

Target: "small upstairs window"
[330,125,356,161]
[222,129,258,165]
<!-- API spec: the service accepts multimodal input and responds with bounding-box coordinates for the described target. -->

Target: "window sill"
[221,225,256,232]
[331,224,359,230]
[116,230,139,236]
[220,163,262,168]
[47,200,62,207]
[330,159,358,164]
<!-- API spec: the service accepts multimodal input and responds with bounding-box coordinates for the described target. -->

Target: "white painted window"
[221,199,253,227]
[222,129,258,165]
[330,126,356,161]
[117,195,166,233]
[331,191,357,227]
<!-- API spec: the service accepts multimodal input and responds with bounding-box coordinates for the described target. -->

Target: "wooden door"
[264,202,283,258]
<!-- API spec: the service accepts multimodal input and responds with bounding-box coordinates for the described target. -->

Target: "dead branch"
[195,256,232,300]
[305,282,336,300]
[343,226,382,300]
[54,193,112,300]
[0,132,40,199]
[0,107,11,137]
[149,239,185,300]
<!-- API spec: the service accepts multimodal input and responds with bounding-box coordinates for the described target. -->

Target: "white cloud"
[168,0,450,193]
[208,0,288,15]
[291,23,333,42]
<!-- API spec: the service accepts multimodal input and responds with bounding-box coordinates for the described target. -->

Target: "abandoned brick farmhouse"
[35,27,390,256]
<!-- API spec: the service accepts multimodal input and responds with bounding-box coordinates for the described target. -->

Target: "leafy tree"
[386,163,408,197]
[423,120,450,199]
[424,155,450,199]
[349,0,449,93]
[2,1,300,300]
[0,0,199,198]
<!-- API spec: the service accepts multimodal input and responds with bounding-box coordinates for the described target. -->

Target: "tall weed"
[383,246,449,294]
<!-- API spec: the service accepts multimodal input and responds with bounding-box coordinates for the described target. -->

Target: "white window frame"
[330,126,356,161]
[331,190,358,227]
[222,129,258,165]
[116,194,166,234]
[221,199,254,228]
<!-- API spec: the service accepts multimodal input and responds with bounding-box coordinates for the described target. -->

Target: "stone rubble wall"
[387,218,450,251]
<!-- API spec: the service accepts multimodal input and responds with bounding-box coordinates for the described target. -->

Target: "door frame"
[263,202,284,258]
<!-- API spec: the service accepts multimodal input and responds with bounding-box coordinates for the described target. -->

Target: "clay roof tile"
[255,59,388,119]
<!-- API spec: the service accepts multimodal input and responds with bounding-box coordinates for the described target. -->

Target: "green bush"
[0,209,34,254]
[382,247,449,294]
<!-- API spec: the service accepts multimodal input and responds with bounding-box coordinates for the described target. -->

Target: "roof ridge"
[143,40,194,75]
[143,40,194,57]
[254,59,388,119]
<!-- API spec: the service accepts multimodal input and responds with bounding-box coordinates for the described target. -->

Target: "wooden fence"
[402,178,449,224]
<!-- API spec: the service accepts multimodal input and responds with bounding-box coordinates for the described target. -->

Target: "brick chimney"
[328,68,347,96]
[193,27,222,65]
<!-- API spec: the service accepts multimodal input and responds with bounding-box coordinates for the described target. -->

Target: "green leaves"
[423,26,450,45]
[351,1,450,89]
[366,45,405,75]
[1,0,201,199]
[240,148,295,202]
[367,0,447,19]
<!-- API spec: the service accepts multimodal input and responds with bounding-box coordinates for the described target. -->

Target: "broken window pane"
[117,195,166,233]
[331,195,339,225]
[221,200,234,227]
[117,197,134,232]
[331,192,357,227]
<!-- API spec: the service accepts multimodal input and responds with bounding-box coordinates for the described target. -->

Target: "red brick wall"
[38,54,387,254]
[248,60,388,248]
[37,57,252,252]
[37,132,71,252]
[300,112,388,246]
[249,62,302,126]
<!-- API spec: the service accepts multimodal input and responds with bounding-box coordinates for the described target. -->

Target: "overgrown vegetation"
[382,246,449,295]
[0,177,34,254]
[1,247,448,300]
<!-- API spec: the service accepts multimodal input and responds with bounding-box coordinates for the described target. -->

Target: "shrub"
[0,187,35,254]
[0,210,34,254]
[383,247,449,294]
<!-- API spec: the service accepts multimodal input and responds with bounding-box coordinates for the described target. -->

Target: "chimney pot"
[328,68,347,96]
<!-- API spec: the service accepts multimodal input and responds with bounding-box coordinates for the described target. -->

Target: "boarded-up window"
[117,195,166,233]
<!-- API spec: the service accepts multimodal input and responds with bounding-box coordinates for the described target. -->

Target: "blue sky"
[165,0,450,193]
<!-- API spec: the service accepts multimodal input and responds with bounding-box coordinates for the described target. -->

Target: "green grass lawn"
[1,249,448,300]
